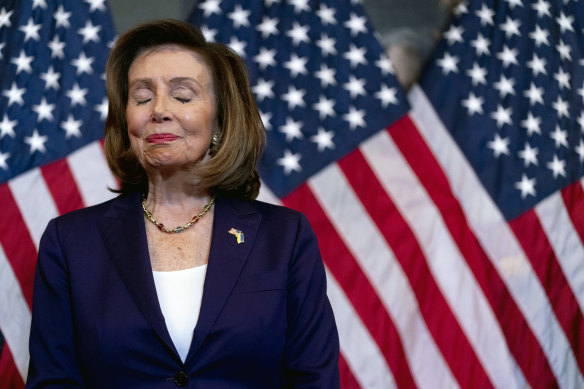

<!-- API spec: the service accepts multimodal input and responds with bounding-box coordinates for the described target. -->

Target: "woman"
[26,19,340,388]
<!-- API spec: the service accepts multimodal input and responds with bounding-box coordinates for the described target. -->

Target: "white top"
[152,264,207,362]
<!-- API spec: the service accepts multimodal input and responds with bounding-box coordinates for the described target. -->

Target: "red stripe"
[41,158,85,215]
[338,353,362,389]
[509,209,584,377]
[338,148,494,389]
[390,115,558,388]
[283,184,417,389]
[0,338,24,389]
[0,184,38,307]
[561,181,584,242]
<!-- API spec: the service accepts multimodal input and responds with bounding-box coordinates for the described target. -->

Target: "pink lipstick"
[146,133,178,143]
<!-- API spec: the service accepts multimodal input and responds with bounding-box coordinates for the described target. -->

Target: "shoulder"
[220,196,308,227]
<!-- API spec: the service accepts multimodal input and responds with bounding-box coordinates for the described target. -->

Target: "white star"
[61,114,83,138]
[552,96,569,119]
[317,4,336,25]
[24,129,48,154]
[310,128,335,152]
[254,47,276,70]
[437,52,459,74]
[578,81,584,102]
[54,5,71,28]
[316,34,337,56]
[375,56,395,75]
[504,0,523,9]
[532,0,551,18]
[521,112,542,136]
[19,18,41,42]
[313,95,335,119]
[200,26,217,42]
[461,92,484,116]
[284,53,308,78]
[526,54,547,76]
[259,110,272,131]
[500,17,521,38]
[315,64,336,87]
[279,117,303,142]
[556,12,575,34]
[40,66,60,90]
[444,25,464,45]
[576,139,584,163]
[48,35,66,59]
[518,143,539,167]
[290,0,310,13]
[490,105,513,128]
[78,20,101,44]
[453,1,468,15]
[84,0,107,12]
[554,68,571,90]
[557,40,572,61]
[0,151,9,170]
[344,12,367,37]
[475,4,494,25]
[578,112,584,131]
[343,106,366,130]
[343,75,366,99]
[33,0,47,8]
[524,83,544,105]
[514,174,536,199]
[487,134,510,157]
[547,154,566,178]
[550,125,568,148]
[257,16,278,39]
[493,75,515,98]
[529,25,549,47]
[0,7,13,28]
[95,97,108,121]
[286,22,310,46]
[375,85,398,108]
[71,52,95,75]
[282,86,306,111]
[277,149,302,175]
[3,82,26,106]
[198,0,221,17]
[11,50,34,74]
[344,44,367,68]
[32,97,55,122]
[252,79,274,102]
[0,114,17,138]
[66,83,88,106]
[0,42,4,60]
[497,45,519,67]
[471,33,490,56]
[228,5,250,29]
[265,0,280,6]
[228,37,246,56]
[466,62,487,86]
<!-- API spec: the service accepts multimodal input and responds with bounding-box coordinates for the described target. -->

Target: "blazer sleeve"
[281,213,341,388]
[26,219,85,388]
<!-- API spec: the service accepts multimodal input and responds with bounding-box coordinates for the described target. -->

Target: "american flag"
[0,1,116,387]
[191,0,584,388]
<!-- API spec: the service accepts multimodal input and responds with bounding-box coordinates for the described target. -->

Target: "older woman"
[26,20,340,388]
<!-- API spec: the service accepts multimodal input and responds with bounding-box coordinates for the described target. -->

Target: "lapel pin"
[228,228,245,244]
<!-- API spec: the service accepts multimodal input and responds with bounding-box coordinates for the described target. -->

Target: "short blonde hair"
[104,19,265,200]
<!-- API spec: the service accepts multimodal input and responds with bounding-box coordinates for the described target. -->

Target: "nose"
[151,96,171,123]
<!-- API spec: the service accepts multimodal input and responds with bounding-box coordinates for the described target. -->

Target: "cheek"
[125,107,146,137]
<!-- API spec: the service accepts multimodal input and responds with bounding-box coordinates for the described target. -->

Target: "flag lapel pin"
[228,228,244,244]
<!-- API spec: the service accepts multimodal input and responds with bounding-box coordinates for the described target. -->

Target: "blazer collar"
[97,193,262,362]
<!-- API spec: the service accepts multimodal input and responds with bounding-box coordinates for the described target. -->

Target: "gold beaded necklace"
[141,195,215,233]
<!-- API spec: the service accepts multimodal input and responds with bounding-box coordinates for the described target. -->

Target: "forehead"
[128,45,212,81]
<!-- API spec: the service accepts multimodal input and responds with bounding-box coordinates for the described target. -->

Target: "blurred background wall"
[108,0,457,89]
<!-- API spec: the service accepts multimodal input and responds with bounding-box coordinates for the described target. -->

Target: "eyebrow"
[128,77,206,90]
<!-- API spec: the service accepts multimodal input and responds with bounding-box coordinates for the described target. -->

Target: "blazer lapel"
[96,193,176,355]
[187,196,262,360]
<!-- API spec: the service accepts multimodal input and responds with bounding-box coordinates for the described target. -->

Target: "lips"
[146,133,178,143]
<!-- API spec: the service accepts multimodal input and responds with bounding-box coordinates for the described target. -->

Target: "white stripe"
[67,141,117,207]
[257,180,281,205]
[309,164,458,389]
[361,127,525,389]
[325,268,396,389]
[8,169,59,249]
[409,84,583,389]
[0,245,31,381]
[536,190,584,314]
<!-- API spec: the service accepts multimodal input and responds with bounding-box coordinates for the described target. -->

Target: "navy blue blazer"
[26,192,340,388]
